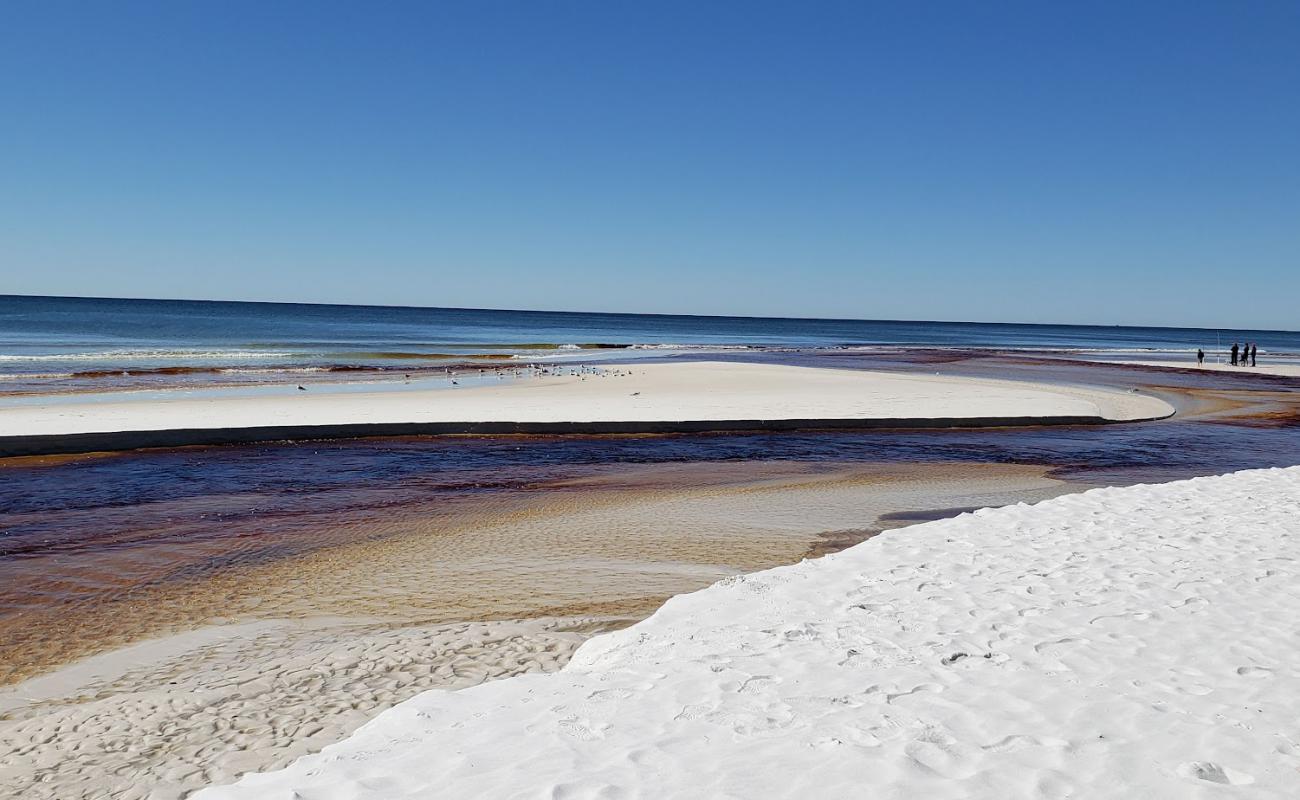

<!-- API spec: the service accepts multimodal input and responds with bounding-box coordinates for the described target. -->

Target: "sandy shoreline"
[1082,357,1300,377]
[202,467,1300,799]
[0,361,1174,450]
[0,461,1085,800]
[0,615,613,800]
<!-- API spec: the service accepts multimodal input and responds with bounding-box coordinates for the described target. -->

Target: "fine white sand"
[0,616,608,800]
[0,361,1172,437]
[201,467,1300,799]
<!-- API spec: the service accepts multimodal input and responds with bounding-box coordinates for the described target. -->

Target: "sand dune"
[201,467,1300,799]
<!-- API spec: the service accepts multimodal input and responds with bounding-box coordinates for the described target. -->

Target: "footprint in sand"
[1178,761,1254,786]
[885,682,942,704]
[981,734,1069,753]
[1034,637,1086,655]
[556,715,609,741]
[905,731,974,780]
[1235,665,1274,678]
[587,687,635,702]
[732,675,778,694]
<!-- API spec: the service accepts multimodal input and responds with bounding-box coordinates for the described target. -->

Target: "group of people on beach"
[1197,343,1258,367]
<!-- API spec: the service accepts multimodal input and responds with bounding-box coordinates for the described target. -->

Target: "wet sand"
[0,460,1084,800]
[1082,357,1300,377]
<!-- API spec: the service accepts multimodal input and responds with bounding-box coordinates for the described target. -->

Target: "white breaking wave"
[0,372,76,381]
[0,349,296,362]
[627,343,756,350]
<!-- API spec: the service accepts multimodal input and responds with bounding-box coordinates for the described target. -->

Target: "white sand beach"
[201,467,1300,799]
[0,361,1172,439]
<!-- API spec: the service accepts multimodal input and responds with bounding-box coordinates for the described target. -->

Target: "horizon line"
[2,292,1296,336]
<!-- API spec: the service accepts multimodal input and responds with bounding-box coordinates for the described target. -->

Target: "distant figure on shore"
[1251,343,1258,367]
[1231,343,1239,366]
[1197,348,1204,365]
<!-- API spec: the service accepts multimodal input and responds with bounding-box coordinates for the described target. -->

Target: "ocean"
[2,294,1297,396]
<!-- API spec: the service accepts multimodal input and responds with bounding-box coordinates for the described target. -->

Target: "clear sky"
[1,1,1297,329]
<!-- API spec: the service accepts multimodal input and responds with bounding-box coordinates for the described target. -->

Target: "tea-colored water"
[1,460,1075,685]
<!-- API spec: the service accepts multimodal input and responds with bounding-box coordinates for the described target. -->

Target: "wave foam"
[0,349,296,363]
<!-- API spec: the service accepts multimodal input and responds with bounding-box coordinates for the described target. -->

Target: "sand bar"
[0,362,1173,455]
[1084,358,1300,377]
[201,467,1300,799]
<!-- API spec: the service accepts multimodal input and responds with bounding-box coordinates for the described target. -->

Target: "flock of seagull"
[293,363,639,393]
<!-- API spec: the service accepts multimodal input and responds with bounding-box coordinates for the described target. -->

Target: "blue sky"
[1,1,1297,328]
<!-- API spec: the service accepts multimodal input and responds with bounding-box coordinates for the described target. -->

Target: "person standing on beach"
[1197,348,1205,365]
[1231,342,1239,366]
[1251,343,1258,366]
